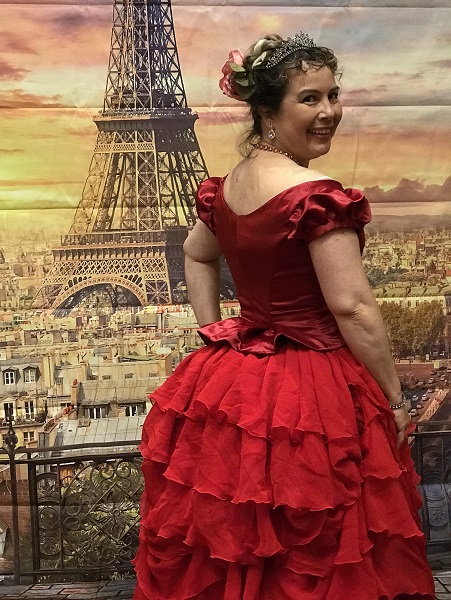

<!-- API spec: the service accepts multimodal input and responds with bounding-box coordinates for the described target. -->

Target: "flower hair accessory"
[219,50,256,102]
[250,38,269,69]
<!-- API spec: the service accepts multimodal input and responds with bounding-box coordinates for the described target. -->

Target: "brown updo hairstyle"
[239,34,340,156]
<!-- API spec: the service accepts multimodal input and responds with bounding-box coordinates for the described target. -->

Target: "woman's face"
[267,66,342,167]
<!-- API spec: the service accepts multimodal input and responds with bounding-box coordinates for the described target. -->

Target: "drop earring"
[268,124,276,140]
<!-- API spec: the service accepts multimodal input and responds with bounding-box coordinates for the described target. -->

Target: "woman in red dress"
[133,32,435,599]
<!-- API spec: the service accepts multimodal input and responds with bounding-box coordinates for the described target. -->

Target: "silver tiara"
[265,32,316,69]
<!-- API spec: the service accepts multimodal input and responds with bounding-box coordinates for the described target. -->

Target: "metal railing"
[0,414,142,584]
[2,414,451,584]
[413,422,451,548]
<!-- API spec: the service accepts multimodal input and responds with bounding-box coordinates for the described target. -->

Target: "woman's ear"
[259,108,275,135]
[259,106,273,122]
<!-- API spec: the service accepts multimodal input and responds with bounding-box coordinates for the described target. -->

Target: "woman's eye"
[302,95,317,103]
[329,91,340,101]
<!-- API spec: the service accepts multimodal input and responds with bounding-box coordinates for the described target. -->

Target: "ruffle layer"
[133,342,434,600]
[196,176,222,234]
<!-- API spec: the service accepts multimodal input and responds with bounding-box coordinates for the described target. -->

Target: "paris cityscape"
[1,217,451,452]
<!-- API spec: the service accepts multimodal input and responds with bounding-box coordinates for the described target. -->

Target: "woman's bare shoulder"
[260,165,335,199]
[281,165,335,187]
[223,159,337,214]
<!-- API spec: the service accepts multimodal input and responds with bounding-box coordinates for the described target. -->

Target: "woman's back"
[196,171,370,352]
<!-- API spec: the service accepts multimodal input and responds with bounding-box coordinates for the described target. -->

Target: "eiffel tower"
[33,0,235,315]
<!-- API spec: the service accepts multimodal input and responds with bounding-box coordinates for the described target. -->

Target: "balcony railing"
[2,415,451,584]
[0,415,142,584]
[0,416,43,428]
[413,421,451,547]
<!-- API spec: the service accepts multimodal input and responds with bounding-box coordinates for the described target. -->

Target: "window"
[125,373,134,379]
[88,407,104,419]
[102,375,111,380]
[125,405,139,417]
[24,401,35,419]
[23,431,35,443]
[3,370,16,385]
[3,402,13,420]
[55,377,63,385]
[23,368,36,383]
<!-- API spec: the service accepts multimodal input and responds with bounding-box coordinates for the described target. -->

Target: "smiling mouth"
[309,128,332,136]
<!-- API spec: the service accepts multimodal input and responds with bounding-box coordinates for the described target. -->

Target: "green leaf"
[229,62,246,74]
[235,83,256,100]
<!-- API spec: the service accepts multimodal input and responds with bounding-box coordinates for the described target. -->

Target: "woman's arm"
[308,228,410,447]
[183,220,223,327]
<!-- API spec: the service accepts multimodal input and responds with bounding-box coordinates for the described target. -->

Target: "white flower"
[251,51,268,69]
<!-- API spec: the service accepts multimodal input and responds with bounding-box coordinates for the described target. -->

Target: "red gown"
[133,177,435,600]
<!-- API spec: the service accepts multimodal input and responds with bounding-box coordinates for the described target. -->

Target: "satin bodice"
[196,177,371,355]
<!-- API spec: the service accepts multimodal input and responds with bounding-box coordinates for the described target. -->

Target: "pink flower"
[219,73,242,101]
[222,50,245,74]
[219,50,245,101]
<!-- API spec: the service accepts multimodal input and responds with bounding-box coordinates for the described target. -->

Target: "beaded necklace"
[253,142,304,167]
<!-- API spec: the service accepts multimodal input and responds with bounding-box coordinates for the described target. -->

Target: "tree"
[413,301,445,358]
[380,300,445,359]
[380,302,405,359]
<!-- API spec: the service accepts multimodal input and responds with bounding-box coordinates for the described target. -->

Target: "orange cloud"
[0,60,28,81]
[364,177,451,204]
[64,125,98,138]
[196,109,248,126]
[0,149,24,155]
[0,178,63,187]
[340,88,371,104]
[430,59,451,69]
[0,31,36,54]
[0,90,68,109]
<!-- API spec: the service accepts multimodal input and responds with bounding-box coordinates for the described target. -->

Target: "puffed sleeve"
[195,177,223,235]
[288,182,371,248]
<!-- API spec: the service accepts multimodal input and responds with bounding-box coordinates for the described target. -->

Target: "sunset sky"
[0,0,450,242]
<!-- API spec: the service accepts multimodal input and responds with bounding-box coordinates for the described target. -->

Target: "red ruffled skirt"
[133,341,434,599]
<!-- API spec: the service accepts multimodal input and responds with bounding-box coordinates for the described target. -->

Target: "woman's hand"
[392,405,411,448]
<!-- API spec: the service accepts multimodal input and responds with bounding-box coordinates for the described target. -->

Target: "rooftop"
[54,415,146,446]
[78,379,151,405]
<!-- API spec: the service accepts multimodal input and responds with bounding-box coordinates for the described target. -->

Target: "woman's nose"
[319,100,335,119]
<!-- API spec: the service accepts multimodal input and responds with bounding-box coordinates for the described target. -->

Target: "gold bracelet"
[389,400,406,410]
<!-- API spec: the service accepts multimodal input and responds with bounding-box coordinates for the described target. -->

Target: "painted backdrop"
[0,0,451,577]
[1,0,450,248]
[0,0,450,426]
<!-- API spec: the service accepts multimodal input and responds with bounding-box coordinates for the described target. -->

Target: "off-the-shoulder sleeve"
[288,183,371,246]
[195,177,223,234]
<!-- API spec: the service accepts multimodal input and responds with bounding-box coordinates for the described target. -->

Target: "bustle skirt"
[132,341,435,600]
